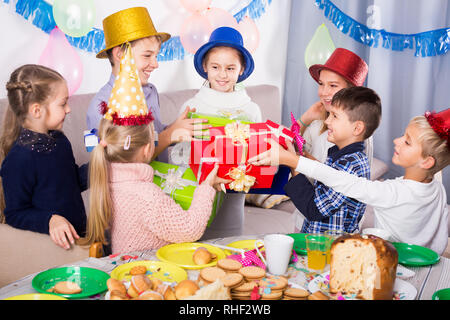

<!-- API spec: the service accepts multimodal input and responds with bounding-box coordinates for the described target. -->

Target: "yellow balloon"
[304,24,336,69]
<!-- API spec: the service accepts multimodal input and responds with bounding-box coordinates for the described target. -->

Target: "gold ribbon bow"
[226,165,256,193]
[223,121,250,164]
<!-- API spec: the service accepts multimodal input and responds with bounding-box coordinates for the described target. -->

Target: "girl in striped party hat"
[80,43,229,254]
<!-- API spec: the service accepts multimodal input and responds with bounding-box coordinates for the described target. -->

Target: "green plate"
[287,233,308,255]
[32,266,109,299]
[432,288,450,300]
[392,242,440,267]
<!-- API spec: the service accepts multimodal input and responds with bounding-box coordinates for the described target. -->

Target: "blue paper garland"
[315,0,449,57]
[3,0,272,61]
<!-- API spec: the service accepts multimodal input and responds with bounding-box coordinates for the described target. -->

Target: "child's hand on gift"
[49,214,80,250]
[203,163,232,192]
[167,106,211,143]
[248,139,299,169]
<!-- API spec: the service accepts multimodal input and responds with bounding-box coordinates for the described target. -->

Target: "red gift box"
[264,120,296,149]
[189,121,295,192]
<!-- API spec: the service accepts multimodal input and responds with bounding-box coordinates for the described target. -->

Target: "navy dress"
[0,128,87,235]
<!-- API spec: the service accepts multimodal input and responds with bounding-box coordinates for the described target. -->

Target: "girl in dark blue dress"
[0,64,87,250]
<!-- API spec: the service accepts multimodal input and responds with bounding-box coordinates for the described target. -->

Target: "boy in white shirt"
[249,109,450,255]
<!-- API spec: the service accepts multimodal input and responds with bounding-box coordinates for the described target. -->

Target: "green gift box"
[150,161,223,227]
[188,112,253,140]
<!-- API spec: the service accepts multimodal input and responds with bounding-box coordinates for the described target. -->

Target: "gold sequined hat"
[100,42,154,126]
[96,7,171,59]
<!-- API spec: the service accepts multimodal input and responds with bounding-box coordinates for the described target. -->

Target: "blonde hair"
[410,115,450,179]
[78,118,153,246]
[0,64,64,223]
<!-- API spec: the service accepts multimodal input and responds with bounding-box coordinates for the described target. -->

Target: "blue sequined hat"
[194,27,254,83]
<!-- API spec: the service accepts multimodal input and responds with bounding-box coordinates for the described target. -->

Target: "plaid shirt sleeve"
[307,151,370,233]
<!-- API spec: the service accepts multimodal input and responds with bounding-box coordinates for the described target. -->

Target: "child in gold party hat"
[80,44,228,254]
[87,6,208,163]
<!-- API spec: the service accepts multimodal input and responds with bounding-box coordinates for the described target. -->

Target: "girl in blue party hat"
[179,26,262,239]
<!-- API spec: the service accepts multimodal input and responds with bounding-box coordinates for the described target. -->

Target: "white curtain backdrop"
[282,0,450,199]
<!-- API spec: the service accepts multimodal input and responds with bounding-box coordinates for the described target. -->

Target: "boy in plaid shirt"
[283,87,382,234]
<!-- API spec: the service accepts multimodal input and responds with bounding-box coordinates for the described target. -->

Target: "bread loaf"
[329,234,398,300]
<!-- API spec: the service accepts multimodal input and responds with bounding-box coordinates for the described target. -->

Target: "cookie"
[106,278,126,295]
[53,281,82,294]
[129,265,147,276]
[260,290,283,300]
[258,276,288,291]
[231,281,259,293]
[283,287,310,300]
[217,258,242,273]
[239,266,266,281]
[197,275,212,287]
[231,290,252,297]
[308,290,330,300]
[137,290,164,300]
[163,286,177,300]
[221,273,244,289]
[199,266,227,284]
[110,289,129,300]
[232,295,252,300]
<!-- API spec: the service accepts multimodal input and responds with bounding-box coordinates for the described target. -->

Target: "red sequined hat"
[309,48,368,86]
[425,108,450,150]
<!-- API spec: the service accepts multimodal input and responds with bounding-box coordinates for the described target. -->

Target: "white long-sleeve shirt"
[173,83,262,239]
[295,156,449,255]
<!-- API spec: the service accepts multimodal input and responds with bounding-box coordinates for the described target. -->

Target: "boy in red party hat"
[249,108,450,255]
[80,43,227,254]
[291,48,375,232]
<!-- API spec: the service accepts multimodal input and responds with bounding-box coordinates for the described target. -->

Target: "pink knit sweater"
[108,162,216,254]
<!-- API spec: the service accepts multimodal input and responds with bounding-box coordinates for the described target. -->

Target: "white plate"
[396,265,415,279]
[308,271,416,300]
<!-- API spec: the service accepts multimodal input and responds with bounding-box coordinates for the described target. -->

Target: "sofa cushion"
[0,224,90,287]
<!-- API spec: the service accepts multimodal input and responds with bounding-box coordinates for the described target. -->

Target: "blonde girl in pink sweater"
[80,117,226,254]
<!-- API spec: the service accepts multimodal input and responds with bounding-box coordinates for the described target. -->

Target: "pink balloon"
[179,0,211,13]
[39,27,83,96]
[179,12,213,54]
[205,7,238,30]
[237,16,260,54]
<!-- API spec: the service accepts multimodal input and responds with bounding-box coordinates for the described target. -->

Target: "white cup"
[255,234,294,275]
